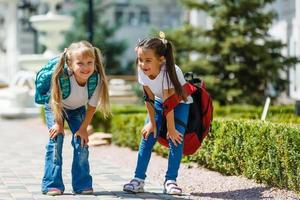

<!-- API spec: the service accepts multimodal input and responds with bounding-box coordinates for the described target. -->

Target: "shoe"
[123,178,145,193]
[74,188,94,195]
[163,180,182,195]
[45,188,63,196]
[80,189,93,195]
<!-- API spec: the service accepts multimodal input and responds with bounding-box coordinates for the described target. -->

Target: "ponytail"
[164,41,187,101]
[50,52,66,123]
[94,47,111,118]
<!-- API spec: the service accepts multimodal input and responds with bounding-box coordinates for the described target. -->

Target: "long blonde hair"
[50,40,110,122]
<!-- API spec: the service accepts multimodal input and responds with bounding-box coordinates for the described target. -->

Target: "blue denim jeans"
[134,100,190,181]
[41,104,93,193]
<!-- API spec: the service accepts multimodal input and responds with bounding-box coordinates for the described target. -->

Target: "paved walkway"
[0,117,190,200]
[0,117,299,200]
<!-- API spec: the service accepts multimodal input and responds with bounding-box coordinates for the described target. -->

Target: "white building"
[0,0,184,79]
[100,0,184,69]
[268,0,300,102]
[0,0,18,82]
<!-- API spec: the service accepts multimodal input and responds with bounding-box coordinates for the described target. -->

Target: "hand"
[49,123,64,139]
[141,122,157,140]
[74,127,89,147]
[167,129,183,147]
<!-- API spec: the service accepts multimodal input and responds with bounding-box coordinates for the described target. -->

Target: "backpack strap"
[59,70,98,100]
[87,72,98,99]
[163,83,197,116]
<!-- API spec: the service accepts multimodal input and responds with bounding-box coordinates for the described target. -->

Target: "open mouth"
[81,71,90,75]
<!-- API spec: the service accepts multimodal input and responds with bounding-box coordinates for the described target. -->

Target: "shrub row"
[91,104,147,132]
[111,114,300,192]
[214,104,300,123]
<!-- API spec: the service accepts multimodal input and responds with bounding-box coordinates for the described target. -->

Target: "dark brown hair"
[137,38,187,101]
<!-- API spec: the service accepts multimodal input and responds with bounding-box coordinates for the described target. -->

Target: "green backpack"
[35,57,98,105]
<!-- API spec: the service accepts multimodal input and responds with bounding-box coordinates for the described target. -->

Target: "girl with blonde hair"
[37,40,110,196]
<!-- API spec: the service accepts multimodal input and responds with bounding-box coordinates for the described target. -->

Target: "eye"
[77,62,83,66]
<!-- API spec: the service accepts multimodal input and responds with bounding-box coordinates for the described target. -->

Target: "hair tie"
[159,31,167,45]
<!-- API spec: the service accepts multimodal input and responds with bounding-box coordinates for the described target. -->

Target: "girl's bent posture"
[123,33,193,195]
[36,41,110,196]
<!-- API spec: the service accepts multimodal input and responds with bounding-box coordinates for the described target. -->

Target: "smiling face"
[69,49,95,85]
[137,47,165,79]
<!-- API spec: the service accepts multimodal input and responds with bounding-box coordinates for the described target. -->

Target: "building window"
[128,11,138,26]
[139,9,150,25]
[115,10,124,25]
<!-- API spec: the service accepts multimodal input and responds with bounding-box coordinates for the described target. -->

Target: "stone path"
[0,118,189,200]
[0,117,299,200]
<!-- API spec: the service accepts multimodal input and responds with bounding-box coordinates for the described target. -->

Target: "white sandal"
[123,178,145,193]
[164,180,182,195]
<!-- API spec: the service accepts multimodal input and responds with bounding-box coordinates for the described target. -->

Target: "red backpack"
[158,72,213,155]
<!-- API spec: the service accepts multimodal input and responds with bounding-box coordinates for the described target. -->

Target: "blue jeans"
[41,104,93,193]
[134,100,190,181]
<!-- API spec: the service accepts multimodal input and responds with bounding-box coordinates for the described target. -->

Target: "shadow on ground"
[94,191,190,199]
[191,186,270,199]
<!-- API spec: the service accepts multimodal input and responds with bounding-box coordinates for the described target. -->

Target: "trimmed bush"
[111,114,300,192]
[214,104,300,124]
[193,120,300,191]
[111,113,145,150]
[91,104,147,132]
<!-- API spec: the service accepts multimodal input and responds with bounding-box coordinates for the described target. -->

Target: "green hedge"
[193,120,300,191]
[41,103,300,127]
[91,103,300,133]
[214,104,300,123]
[91,104,147,132]
[111,114,300,192]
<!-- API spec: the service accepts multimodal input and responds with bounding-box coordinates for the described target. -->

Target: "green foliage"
[193,119,300,191]
[111,113,145,150]
[214,104,300,124]
[110,113,170,156]
[91,104,146,132]
[62,0,127,75]
[110,114,300,192]
[168,0,299,105]
[90,110,111,132]
[132,83,145,105]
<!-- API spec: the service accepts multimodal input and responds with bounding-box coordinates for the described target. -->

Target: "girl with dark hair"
[123,32,193,195]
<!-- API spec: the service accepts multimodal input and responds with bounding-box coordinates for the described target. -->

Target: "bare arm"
[141,86,157,139]
[75,104,96,147]
[49,119,65,139]
[81,104,96,130]
[163,88,183,146]
[144,86,155,126]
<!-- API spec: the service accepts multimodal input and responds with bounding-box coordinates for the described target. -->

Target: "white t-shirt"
[138,65,193,104]
[62,74,100,109]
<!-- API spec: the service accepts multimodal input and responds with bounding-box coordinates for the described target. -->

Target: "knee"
[169,139,183,152]
[140,135,156,148]
[77,146,89,165]
[47,137,64,165]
